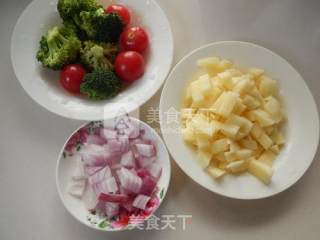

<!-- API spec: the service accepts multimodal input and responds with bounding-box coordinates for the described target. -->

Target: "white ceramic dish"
[56,117,171,231]
[11,0,173,120]
[160,41,319,200]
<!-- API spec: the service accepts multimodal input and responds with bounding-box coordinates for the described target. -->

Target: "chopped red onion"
[140,176,157,196]
[117,168,142,193]
[105,202,119,218]
[72,156,85,181]
[98,193,129,203]
[135,144,156,158]
[101,128,117,140]
[86,134,107,145]
[88,166,111,185]
[120,151,135,168]
[147,163,162,180]
[132,195,151,210]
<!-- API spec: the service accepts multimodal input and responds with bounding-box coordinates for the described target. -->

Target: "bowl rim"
[55,117,171,231]
[159,40,320,200]
[11,0,174,120]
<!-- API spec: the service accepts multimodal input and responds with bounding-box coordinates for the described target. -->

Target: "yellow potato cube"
[218,162,228,170]
[226,114,253,137]
[233,76,254,95]
[251,124,264,139]
[229,140,241,152]
[270,131,285,145]
[270,145,280,154]
[248,160,274,184]
[257,134,273,150]
[226,160,248,173]
[248,68,265,79]
[259,76,278,97]
[197,150,213,168]
[212,92,239,118]
[227,68,243,77]
[220,123,240,139]
[196,135,211,149]
[250,109,275,127]
[258,150,276,166]
[207,167,226,179]
[233,99,247,115]
[215,152,227,162]
[236,149,253,159]
[192,74,212,96]
[181,127,196,145]
[180,108,196,121]
[211,138,229,155]
[224,151,237,162]
[217,71,233,90]
[264,96,283,123]
[243,95,261,110]
[191,85,205,107]
[197,57,220,68]
[250,87,264,103]
[218,59,233,71]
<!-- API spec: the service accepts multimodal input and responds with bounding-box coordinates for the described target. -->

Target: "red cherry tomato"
[60,64,86,94]
[115,51,145,83]
[120,27,149,53]
[105,4,131,25]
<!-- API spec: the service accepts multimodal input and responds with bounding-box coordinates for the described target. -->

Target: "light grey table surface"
[1,0,320,239]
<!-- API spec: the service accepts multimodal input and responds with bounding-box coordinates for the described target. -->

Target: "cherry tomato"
[120,27,149,53]
[115,51,145,83]
[60,64,86,94]
[105,4,131,26]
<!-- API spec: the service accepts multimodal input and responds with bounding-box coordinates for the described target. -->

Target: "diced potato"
[270,131,285,145]
[197,57,220,75]
[233,76,254,95]
[243,95,260,110]
[226,160,248,173]
[233,99,247,115]
[239,137,258,150]
[227,68,242,77]
[181,108,196,121]
[217,71,233,90]
[258,150,276,166]
[196,135,211,149]
[257,134,273,150]
[229,140,241,152]
[250,109,275,127]
[220,124,240,139]
[224,151,237,162]
[218,59,233,71]
[248,160,274,184]
[250,87,264,103]
[236,149,253,159]
[226,114,253,137]
[214,152,226,162]
[181,127,196,145]
[207,167,226,179]
[192,74,212,96]
[270,145,280,154]
[197,150,213,168]
[181,57,285,184]
[205,87,223,106]
[259,76,278,97]
[212,92,239,118]
[251,124,264,139]
[191,114,216,138]
[211,138,229,154]
[248,68,265,79]
[191,85,205,107]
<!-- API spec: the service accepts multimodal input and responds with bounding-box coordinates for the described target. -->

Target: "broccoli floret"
[36,25,81,70]
[57,0,101,21]
[80,41,119,71]
[76,9,124,42]
[80,69,122,100]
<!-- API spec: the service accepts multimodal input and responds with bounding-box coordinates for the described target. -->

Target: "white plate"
[56,117,171,231]
[160,41,319,200]
[11,0,173,120]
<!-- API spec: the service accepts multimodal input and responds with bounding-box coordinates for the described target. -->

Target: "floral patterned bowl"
[56,117,171,231]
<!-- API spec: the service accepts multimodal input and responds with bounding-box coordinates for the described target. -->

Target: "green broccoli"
[80,41,119,71]
[36,25,81,70]
[57,0,101,21]
[80,69,122,100]
[76,9,124,42]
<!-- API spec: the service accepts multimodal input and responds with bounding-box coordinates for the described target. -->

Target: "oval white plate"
[11,0,173,120]
[160,41,319,200]
[56,117,171,231]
